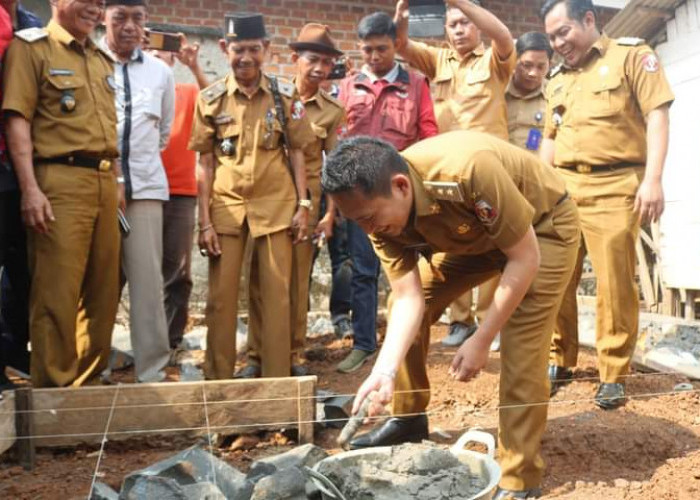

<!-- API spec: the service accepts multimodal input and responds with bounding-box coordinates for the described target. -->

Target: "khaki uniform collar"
[408,164,437,219]
[565,33,609,70]
[292,76,324,108]
[47,20,98,52]
[506,77,546,100]
[447,41,485,62]
[227,72,271,97]
[591,33,611,57]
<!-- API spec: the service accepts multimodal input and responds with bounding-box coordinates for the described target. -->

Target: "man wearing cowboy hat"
[247,23,347,376]
[189,13,315,380]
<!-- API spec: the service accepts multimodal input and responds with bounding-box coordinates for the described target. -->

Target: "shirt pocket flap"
[465,69,491,85]
[216,121,241,139]
[591,75,623,94]
[435,69,452,84]
[548,92,566,110]
[46,74,85,90]
[310,122,327,139]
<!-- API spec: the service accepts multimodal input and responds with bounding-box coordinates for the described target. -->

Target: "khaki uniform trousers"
[394,200,580,490]
[449,275,500,325]
[550,167,643,383]
[248,186,321,367]
[28,164,119,388]
[204,224,293,379]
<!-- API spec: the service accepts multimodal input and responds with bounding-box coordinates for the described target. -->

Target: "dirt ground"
[1,324,699,499]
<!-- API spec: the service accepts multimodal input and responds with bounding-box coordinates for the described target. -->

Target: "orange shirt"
[161,83,198,196]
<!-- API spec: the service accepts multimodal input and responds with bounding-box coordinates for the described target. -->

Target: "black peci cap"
[224,13,267,41]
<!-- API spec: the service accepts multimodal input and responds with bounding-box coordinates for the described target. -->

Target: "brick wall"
[143,0,619,78]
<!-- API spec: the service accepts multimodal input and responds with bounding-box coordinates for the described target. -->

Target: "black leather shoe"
[233,365,261,379]
[291,364,310,377]
[594,383,626,410]
[493,486,542,499]
[548,365,573,397]
[348,415,429,449]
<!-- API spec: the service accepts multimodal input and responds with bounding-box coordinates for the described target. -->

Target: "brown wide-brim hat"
[289,23,343,57]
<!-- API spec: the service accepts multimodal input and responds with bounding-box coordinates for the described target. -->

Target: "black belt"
[37,155,113,172]
[556,162,639,173]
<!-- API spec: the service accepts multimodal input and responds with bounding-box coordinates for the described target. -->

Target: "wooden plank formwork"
[20,376,316,448]
[0,391,16,455]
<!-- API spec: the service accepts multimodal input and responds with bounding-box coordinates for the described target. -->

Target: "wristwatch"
[298,199,312,210]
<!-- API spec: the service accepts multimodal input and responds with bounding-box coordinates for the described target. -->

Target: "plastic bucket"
[311,429,501,500]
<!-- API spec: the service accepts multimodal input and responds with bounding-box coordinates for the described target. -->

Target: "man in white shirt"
[102,0,175,382]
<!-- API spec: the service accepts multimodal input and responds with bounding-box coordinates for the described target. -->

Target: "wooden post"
[297,377,315,444]
[685,289,697,320]
[14,387,35,470]
[636,237,656,311]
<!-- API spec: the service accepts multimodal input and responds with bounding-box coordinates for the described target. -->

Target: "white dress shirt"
[100,40,175,200]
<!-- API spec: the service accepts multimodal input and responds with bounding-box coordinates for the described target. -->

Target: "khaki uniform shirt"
[506,79,546,152]
[405,41,516,138]
[544,35,674,167]
[189,73,314,237]
[301,86,345,201]
[371,131,567,282]
[1,21,118,159]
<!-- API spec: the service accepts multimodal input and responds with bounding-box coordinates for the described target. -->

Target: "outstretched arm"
[352,266,425,416]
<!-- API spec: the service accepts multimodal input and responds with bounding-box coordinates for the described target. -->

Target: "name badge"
[213,114,234,125]
[526,128,542,151]
[49,68,75,76]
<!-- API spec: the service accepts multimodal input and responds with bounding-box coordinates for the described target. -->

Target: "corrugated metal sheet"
[605,0,687,44]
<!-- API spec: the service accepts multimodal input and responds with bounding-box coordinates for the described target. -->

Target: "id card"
[526,128,542,151]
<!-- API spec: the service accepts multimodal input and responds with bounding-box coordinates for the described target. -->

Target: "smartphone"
[328,59,347,80]
[148,31,181,52]
[118,208,131,237]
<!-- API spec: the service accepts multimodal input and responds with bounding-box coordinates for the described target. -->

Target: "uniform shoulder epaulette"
[616,37,645,46]
[423,181,465,202]
[200,79,227,104]
[15,27,47,43]
[277,80,295,98]
[319,88,343,109]
[549,63,563,78]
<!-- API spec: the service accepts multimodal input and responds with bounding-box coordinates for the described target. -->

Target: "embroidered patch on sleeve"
[642,53,659,73]
[474,199,498,226]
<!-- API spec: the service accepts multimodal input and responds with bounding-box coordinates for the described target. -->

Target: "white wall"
[656,0,700,289]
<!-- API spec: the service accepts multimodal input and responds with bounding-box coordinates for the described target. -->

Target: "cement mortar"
[316,443,487,500]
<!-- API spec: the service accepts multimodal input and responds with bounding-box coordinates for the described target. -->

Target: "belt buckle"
[99,159,112,172]
[576,164,592,174]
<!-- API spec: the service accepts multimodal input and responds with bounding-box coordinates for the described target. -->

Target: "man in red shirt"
[336,11,437,373]
[151,35,208,354]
